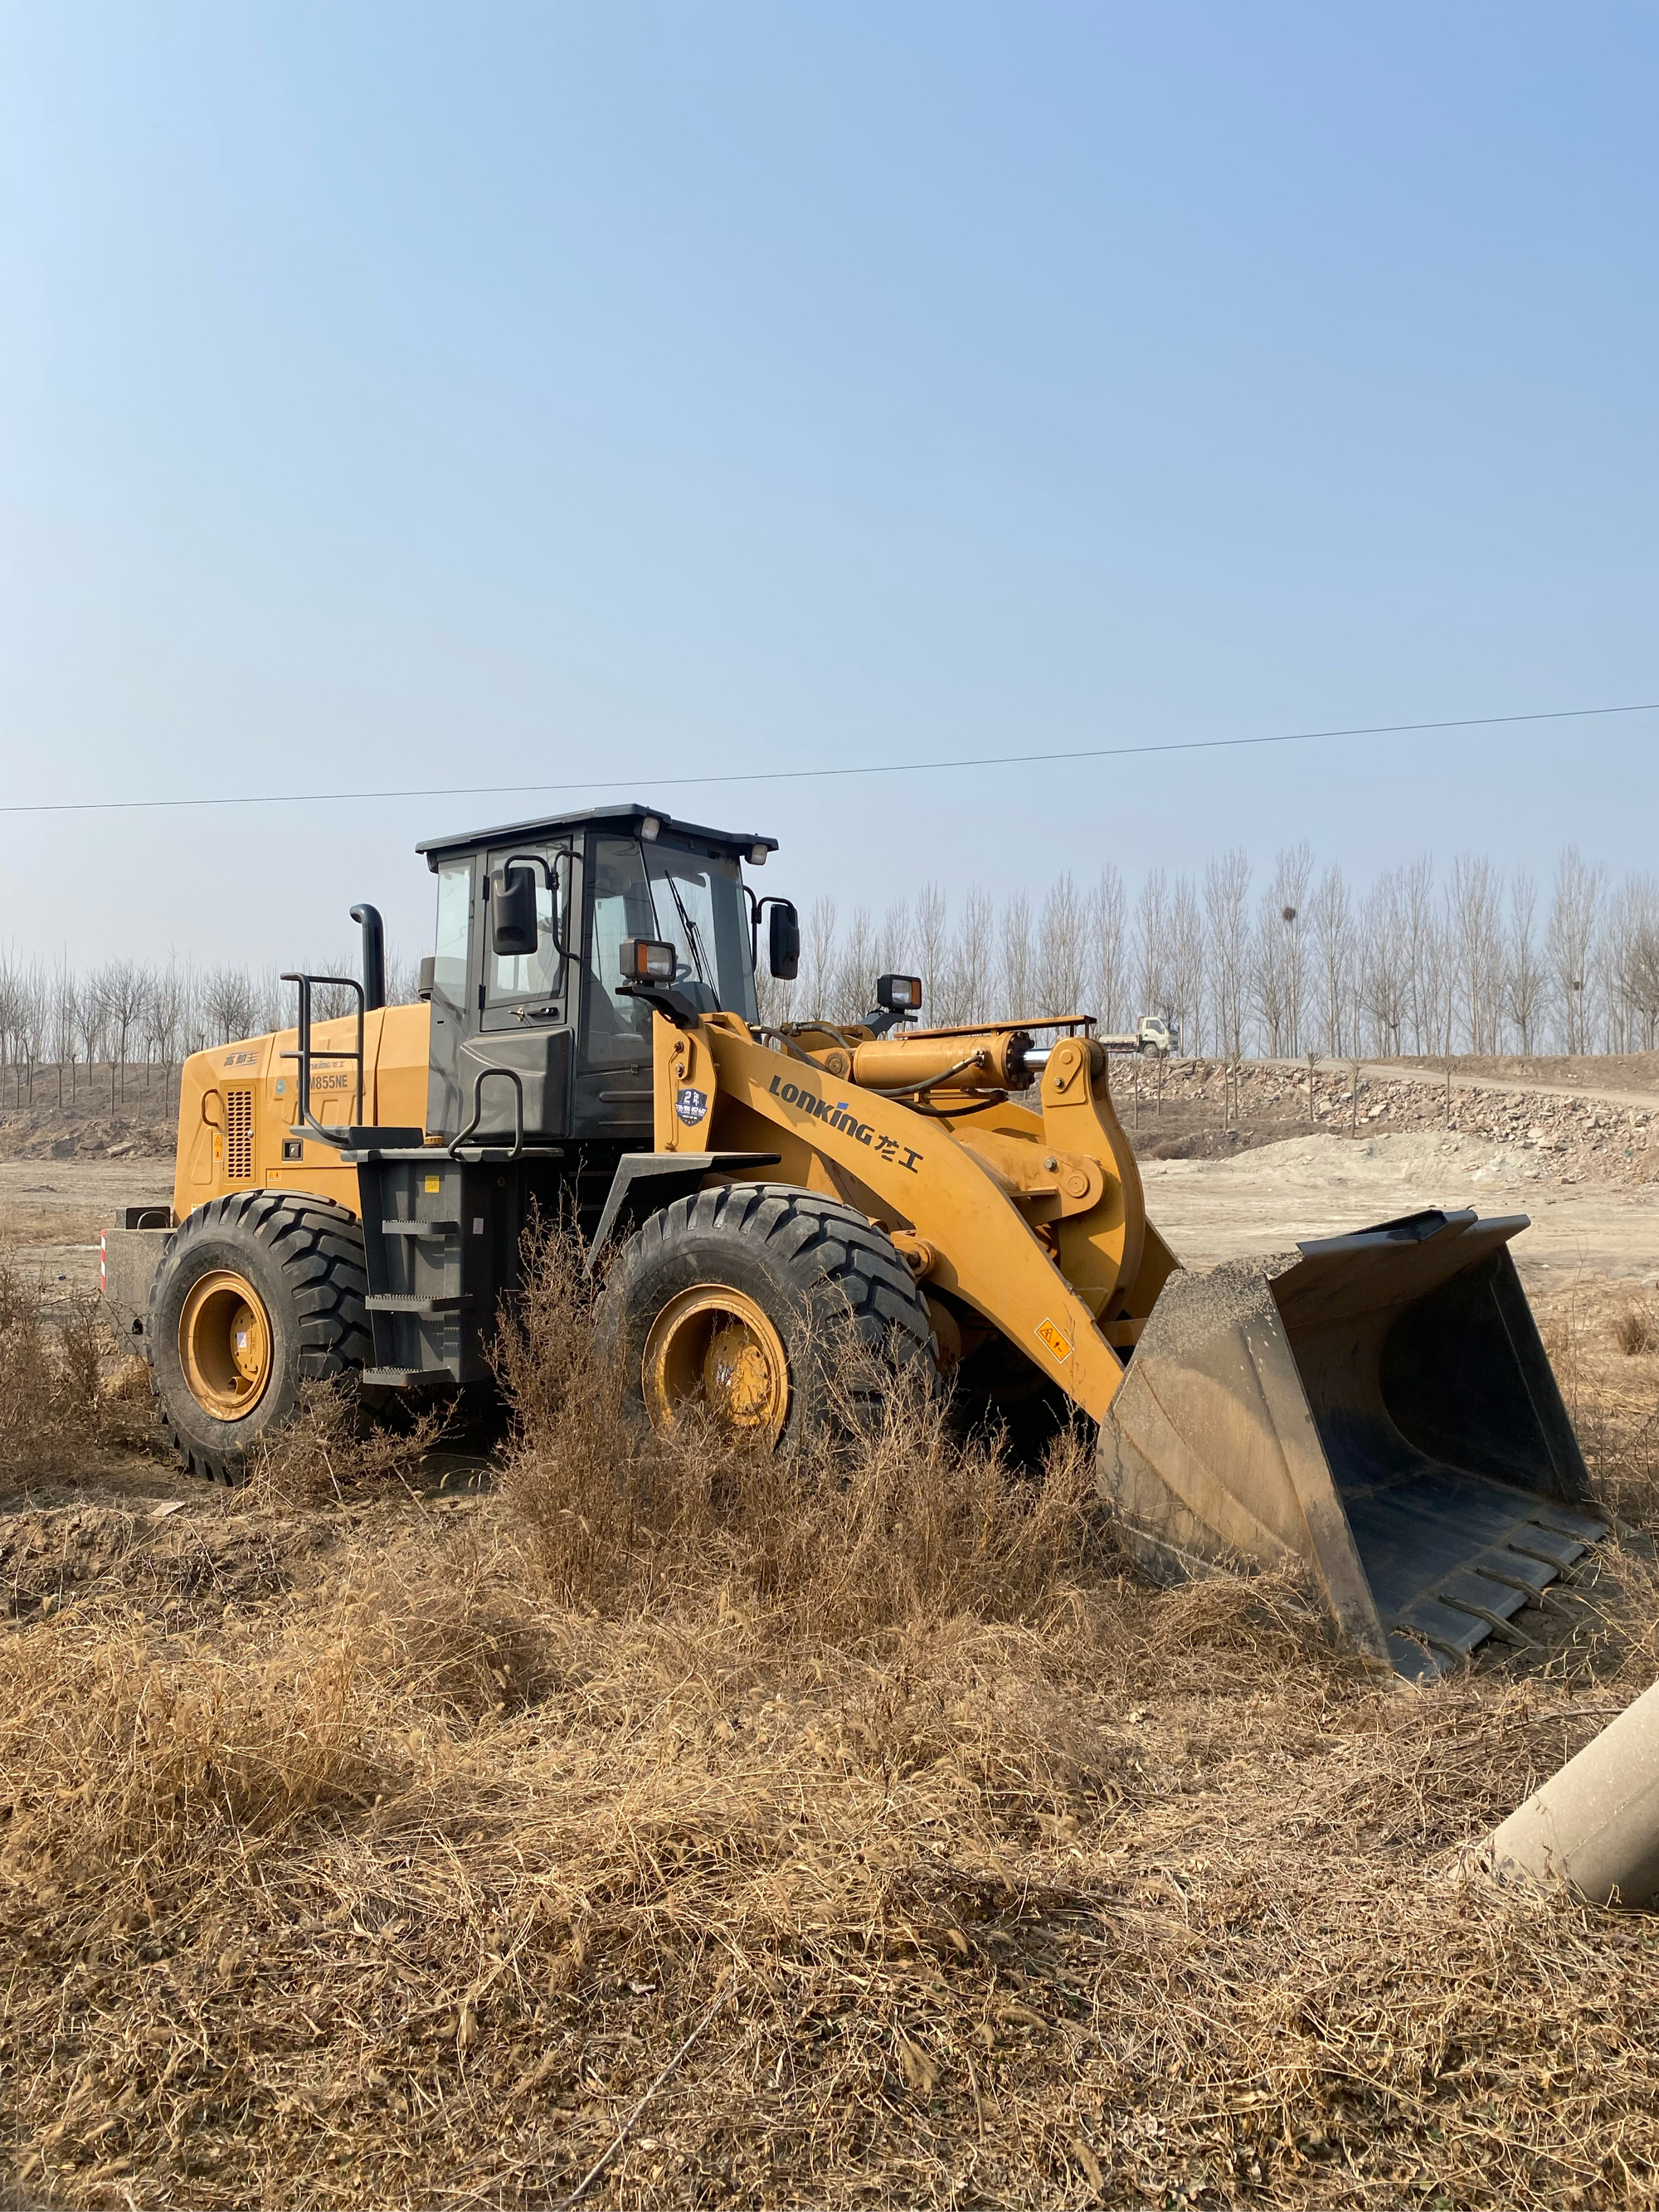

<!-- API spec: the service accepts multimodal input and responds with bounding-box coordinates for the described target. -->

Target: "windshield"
[584,835,757,1067]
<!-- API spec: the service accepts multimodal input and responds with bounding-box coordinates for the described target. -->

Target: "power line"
[2,697,1655,819]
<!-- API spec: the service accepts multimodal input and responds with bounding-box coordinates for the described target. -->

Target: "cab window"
[431,860,473,1004]
[581,834,759,1068]
[584,838,659,1067]
[487,848,567,1007]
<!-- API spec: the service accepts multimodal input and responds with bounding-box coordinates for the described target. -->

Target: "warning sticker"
[1034,1317,1073,1363]
[425,1174,441,1194]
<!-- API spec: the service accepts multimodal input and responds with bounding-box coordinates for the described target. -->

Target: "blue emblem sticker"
[675,1086,709,1127]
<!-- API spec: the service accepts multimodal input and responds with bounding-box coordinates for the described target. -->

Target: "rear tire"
[148,1192,372,1484]
[607,1182,936,1447]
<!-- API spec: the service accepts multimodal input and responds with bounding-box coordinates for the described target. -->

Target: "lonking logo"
[766,1072,923,1173]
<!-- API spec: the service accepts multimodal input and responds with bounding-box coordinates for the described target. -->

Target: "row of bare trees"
[761,847,1659,1059]
[4,845,1656,1092]
[0,950,423,1102]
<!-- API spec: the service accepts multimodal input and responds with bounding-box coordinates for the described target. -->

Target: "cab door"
[460,840,575,1141]
[569,830,659,1139]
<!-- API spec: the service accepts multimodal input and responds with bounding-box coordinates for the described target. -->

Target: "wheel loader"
[103,800,1604,1680]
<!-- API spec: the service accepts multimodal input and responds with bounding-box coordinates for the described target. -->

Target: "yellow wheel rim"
[179,1268,273,1422]
[643,1286,789,1445]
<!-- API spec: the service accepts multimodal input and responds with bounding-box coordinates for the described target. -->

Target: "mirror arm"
[617,979,701,1031]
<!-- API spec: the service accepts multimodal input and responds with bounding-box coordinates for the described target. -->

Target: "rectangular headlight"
[623,938,677,982]
[876,972,922,1012]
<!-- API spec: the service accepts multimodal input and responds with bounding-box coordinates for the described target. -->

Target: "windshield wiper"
[658,868,713,989]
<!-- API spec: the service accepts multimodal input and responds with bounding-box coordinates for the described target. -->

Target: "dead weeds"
[0,1252,1657,2205]
[0,1251,111,1485]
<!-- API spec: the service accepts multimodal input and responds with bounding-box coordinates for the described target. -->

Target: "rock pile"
[1133,1060,1658,1188]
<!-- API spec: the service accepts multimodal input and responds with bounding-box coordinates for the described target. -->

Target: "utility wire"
[1,697,1655,819]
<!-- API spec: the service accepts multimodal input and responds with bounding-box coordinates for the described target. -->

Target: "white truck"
[1101,1014,1179,1058]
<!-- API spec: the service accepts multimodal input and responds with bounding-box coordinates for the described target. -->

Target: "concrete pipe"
[1482,1676,1659,1909]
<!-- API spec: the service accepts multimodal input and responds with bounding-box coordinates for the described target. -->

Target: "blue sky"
[2,2,1656,970]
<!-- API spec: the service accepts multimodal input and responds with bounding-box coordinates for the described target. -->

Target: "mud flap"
[1097,1209,1606,1680]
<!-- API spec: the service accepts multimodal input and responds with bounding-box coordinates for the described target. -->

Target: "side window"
[487,847,567,1006]
[432,861,472,1004]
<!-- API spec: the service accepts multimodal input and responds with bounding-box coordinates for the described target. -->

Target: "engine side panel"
[172,1003,432,1227]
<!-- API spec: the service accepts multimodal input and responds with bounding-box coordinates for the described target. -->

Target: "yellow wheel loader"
[104,802,1604,1680]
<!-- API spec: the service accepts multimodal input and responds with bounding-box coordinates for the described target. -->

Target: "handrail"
[449,1064,525,1162]
[280,973,365,1146]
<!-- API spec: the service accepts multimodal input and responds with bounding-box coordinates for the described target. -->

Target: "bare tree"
[800,897,838,1023]
[1360,870,1410,1055]
[1134,871,1170,1024]
[1448,855,1506,1053]
[1308,865,1353,1057]
[0,949,22,1069]
[875,900,911,979]
[1088,868,1128,1034]
[1400,858,1441,1053]
[203,964,258,1046]
[76,967,108,1072]
[16,960,46,1069]
[945,885,995,1027]
[89,961,149,1098]
[1037,873,1087,1016]
[1547,847,1603,1053]
[1503,872,1547,1053]
[49,965,79,1103]
[1249,880,1304,1058]
[1166,874,1205,1055]
[1603,874,1659,1053]
[912,883,950,1024]
[143,962,184,1073]
[1271,843,1313,1055]
[1204,851,1251,1062]
[831,908,877,1025]
[1000,892,1034,1019]
[1628,906,1659,1052]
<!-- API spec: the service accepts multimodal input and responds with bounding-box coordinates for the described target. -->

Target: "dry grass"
[0,1203,104,1248]
[245,1381,451,1512]
[0,1251,109,1484]
[493,1225,1102,1633]
[1616,1305,1658,1358]
[1,1253,1658,2205]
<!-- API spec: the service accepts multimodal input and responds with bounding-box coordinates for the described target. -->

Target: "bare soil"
[1141,1130,1659,1290]
[1396,1051,1659,1096]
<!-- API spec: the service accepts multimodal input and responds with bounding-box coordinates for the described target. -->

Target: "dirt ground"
[0,1159,174,1311]
[1142,1130,1659,1290]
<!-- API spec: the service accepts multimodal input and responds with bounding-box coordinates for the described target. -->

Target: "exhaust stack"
[350,902,387,1012]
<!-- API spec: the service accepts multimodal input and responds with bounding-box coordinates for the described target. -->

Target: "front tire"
[148,1192,372,1483]
[607,1183,936,1447]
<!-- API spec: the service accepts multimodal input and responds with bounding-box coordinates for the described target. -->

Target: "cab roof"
[416,801,778,871]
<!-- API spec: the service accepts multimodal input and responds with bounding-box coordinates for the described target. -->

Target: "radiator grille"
[224,1088,254,1181]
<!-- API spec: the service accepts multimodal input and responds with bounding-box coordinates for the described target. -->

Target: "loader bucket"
[1097,1209,1606,1680]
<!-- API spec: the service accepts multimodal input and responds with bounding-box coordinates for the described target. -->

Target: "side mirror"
[490,865,538,957]
[768,901,801,981]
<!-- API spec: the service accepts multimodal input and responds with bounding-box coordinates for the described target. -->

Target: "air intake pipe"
[350,902,387,1012]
